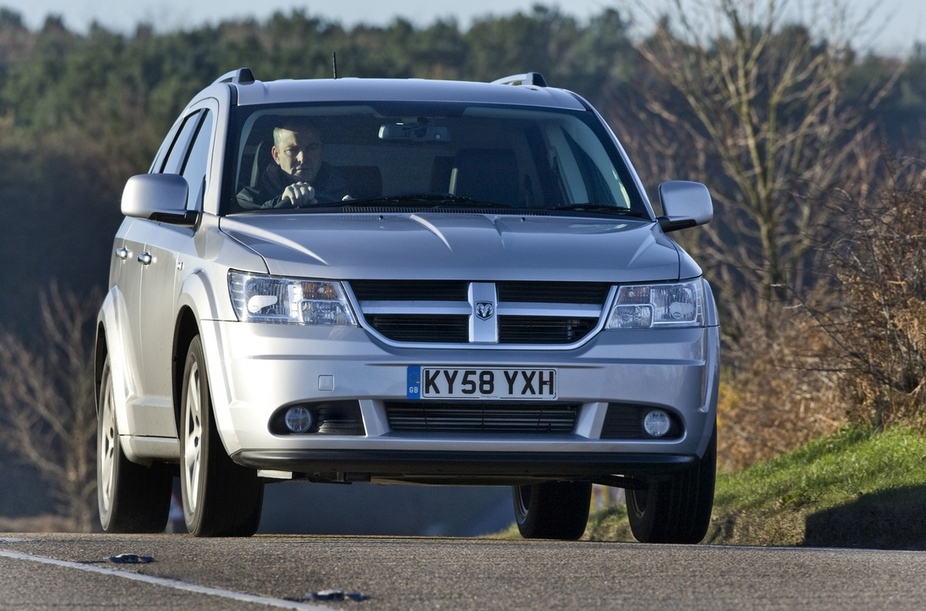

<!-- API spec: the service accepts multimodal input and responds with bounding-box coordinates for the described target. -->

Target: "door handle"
[115,247,131,260]
[137,252,154,265]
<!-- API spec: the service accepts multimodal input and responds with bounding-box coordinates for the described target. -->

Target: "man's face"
[272,127,322,182]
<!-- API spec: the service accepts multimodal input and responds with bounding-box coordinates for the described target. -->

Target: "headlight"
[605,279,704,329]
[228,271,357,326]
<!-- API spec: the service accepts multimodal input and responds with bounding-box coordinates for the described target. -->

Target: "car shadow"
[804,484,926,550]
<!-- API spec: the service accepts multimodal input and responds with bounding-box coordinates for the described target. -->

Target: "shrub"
[811,174,926,428]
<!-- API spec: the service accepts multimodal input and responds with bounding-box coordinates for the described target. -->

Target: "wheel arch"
[172,267,225,433]
[172,267,242,454]
[94,287,133,431]
[94,321,108,415]
[173,305,200,434]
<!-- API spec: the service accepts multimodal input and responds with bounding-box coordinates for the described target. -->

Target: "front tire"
[180,336,264,537]
[97,355,172,533]
[626,425,716,544]
[513,481,591,540]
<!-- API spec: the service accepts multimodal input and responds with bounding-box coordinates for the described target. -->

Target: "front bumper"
[201,320,720,481]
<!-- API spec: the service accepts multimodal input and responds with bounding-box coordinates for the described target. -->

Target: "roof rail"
[212,67,256,86]
[492,72,548,88]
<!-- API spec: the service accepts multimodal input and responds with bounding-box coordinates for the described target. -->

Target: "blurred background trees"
[1,1,926,527]
[0,283,98,531]
[634,0,880,312]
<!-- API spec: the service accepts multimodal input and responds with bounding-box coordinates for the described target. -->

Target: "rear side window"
[180,112,214,211]
[159,110,203,175]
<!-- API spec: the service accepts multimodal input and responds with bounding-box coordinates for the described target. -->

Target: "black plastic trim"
[232,449,695,478]
[658,216,698,233]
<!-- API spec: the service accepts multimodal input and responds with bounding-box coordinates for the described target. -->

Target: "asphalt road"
[1,533,924,610]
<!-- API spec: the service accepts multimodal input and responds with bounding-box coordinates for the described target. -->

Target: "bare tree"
[0,282,99,531]
[611,0,899,332]
[810,160,926,427]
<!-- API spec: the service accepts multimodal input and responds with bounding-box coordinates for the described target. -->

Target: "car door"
[132,105,216,438]
[108,217,148,404]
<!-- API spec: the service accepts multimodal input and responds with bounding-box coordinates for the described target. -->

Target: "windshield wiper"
[328,193,518,209]
[552,204,648,217]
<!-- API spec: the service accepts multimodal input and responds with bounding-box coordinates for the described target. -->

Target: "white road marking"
[0,548,331,610]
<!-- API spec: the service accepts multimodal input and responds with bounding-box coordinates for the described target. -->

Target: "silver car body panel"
[219,214,683,282]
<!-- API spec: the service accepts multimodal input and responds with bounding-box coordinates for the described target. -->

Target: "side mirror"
[657,180,713,233]
[121,173,196,225]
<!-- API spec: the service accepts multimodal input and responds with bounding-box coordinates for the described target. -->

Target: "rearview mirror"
[379,121,451,143]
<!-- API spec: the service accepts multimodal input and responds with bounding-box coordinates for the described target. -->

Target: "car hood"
[219,213,686,282]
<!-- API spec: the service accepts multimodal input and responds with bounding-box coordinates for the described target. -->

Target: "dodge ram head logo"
[475,302,495,320]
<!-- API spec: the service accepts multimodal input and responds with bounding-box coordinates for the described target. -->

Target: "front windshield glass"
[224,102,648,216]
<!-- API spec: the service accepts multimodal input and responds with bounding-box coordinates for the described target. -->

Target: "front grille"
[349,280,610,345]
[496,281,611,304]
[364,315,469,343]
[350,280,467,302]
[385,401,579,434]
[498,316,598,344]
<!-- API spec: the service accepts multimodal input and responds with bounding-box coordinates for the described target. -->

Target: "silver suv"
[95,68,719,542]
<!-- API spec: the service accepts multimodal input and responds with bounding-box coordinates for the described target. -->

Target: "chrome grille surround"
[349,280,612,347]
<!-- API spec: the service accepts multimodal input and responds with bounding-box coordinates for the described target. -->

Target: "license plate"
[406,366,556,400]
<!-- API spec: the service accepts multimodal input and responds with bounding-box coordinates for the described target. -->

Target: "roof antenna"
[332,52,338,79]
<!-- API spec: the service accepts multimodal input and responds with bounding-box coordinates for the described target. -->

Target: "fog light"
[284,406,313,433]
[643,410,671,437]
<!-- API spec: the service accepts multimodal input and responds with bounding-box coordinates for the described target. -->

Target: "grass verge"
[582,425,926,549]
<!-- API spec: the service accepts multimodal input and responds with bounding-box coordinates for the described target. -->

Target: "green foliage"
[710,424,926,548]
[583,425,926,549]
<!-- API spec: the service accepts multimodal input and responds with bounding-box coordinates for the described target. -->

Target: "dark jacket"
[236,162,349,209]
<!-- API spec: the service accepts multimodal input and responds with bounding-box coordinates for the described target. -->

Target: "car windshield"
[224,102,648,216]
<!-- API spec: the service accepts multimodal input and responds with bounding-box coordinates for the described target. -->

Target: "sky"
[0,0,922,57]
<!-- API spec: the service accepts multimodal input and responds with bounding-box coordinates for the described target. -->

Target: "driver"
[237,121,349,209]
